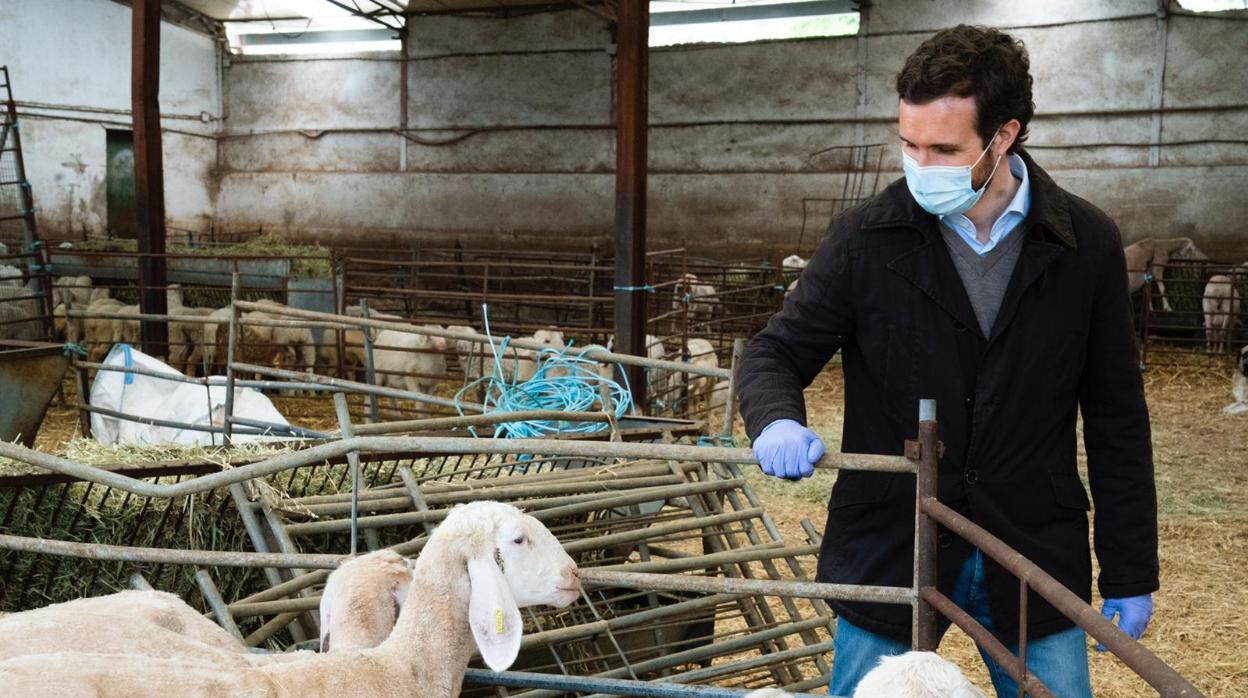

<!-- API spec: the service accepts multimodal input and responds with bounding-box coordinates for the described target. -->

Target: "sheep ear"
[466,553,522,671]
[319,570,341,653]
[391,577,409,613]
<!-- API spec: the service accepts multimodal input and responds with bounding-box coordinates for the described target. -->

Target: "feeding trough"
[0,340,68,447]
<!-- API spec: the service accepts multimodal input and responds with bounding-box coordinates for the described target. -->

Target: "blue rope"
[453,304,633,439]
[62,342,87,358]
[613,284,655,293]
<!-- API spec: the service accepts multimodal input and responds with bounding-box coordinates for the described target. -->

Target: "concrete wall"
[0,0,220,239]
[122,2,1248,258]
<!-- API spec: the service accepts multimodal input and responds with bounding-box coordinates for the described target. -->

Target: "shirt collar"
[938,152,1031,253]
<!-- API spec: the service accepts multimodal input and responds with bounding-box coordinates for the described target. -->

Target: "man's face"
[899,96,999,191]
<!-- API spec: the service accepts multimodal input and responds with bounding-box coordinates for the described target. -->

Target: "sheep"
[373,326,450,396]
[318,309,404,381]
[0,284,43,340]
[1225,344,1248,415]
[83,297,126,362]
[671,272,719,320]
[0,554,413,664]
[51,275,93,340]
[169,307,216,376]
[0,589,251,665]
[319,549,412,654]
[673,337,719,412]
[0,501,581,697]
[1124,237,1207,312]
[494,328,565,384]
[742,652,983,698]
[1202,274,1241,354]
[204,302,317,379]
[781,254,808,271]
[606,333,668,401]
[851,651,985,698]
[53,275,92,307]
[0,264,21,287]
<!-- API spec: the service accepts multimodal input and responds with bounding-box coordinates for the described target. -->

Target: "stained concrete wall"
[0,0,220,239]
[195,3,1248,258]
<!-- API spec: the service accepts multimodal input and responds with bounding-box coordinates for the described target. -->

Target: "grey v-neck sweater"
[940,223,1026,338]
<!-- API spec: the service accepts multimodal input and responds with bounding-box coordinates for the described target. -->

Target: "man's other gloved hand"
[1095,594,1154,651]
[752,419,825,480]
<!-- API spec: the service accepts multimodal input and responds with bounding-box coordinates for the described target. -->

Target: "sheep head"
[439,501,580,671]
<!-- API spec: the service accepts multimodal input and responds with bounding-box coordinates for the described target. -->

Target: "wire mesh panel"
[233,444,833,693]
[1136,259,1248,364]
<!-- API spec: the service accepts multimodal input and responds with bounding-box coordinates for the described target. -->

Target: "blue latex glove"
[1095,594,1153,651]
[752,419,825,480]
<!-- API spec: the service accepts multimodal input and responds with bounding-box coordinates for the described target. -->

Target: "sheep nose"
[564,565,581,587]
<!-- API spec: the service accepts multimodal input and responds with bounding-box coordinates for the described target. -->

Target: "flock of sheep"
[0,501,982,697]
[0,269,735,417]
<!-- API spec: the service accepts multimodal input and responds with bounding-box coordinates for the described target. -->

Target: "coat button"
[938,533,952,548]
[965,469,979,485]
[953,320,967,332]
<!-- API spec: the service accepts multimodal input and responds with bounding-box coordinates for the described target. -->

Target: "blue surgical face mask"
[902,129,1004,216]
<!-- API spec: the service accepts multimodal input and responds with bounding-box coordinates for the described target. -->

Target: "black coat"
[737,151,1158,642]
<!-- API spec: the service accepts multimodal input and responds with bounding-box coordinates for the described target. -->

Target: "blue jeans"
[828,550,1092,698]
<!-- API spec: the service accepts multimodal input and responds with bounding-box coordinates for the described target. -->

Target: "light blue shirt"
[939,153,1031,256]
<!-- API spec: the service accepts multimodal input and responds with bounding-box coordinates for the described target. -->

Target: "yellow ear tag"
[495,609,505,634]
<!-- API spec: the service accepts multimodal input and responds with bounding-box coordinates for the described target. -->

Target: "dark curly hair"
[896,25,1035,153]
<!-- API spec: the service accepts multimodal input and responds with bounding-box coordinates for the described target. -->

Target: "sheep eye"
[513,535,526,545]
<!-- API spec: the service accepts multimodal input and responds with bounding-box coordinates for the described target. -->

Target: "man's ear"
[996,118,1021,155]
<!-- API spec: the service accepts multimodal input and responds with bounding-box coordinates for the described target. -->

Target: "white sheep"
[781,254,808,271]
[373,326,450,397]
[319,549,413,654]
[0,589,251,665]
[672,272,719,320]
[743,651,983,698]
[851,651,985,697]
[318,309,405,381]
[83,297,126,362]
[1202,274,1241,354]
[0,558,414,664]
[0,264,21,287]
[606,333,668,397]
[672,337,719,412]
[1225,344,1248,415]
[496,328,565,383]
[0,501,581,697]
[0,283,46,341]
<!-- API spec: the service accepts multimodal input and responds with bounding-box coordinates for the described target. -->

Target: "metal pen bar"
[0,436,913,500]
[920,498,1203,697]
[0,532,342,569]
[348,409,616,436]
[921,588,1055,698]
[581,568,913,606]
[231,361,487,413]
[912,398,939,650]
[358,300,381,424]
[333,393,362,555]
[462,669,824,698]
[194,568,245,641]
[223,272,240,445]
[75,402,304,438]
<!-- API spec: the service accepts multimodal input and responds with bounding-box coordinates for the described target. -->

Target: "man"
[736,25,1158,697]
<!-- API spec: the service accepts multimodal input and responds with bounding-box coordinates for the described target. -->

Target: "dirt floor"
[26,357,1247,695]
[738,356,1248,697]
